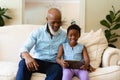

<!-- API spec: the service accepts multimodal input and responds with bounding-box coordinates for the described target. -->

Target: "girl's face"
[67,29,80,46]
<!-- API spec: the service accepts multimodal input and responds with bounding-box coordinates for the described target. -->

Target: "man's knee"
[18,59,26,67]
[53,64,62,73]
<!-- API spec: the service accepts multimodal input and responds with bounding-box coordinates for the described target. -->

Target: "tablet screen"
[65,60,84,69]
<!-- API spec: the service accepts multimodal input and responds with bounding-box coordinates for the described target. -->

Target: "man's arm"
[20,29,39,71]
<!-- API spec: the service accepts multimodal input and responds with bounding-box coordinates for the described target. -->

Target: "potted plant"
[100,6,120,48]
[0,7,12,26]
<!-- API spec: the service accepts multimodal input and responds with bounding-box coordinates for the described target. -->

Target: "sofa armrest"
[102,47,120,67]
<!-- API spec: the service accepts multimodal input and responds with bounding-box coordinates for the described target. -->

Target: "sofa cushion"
[0,61,18,80]
[89,66,120,80]
[30,66,120,80]
[72,66,120,80]
[31,73,46,80]
[78,29,108,68]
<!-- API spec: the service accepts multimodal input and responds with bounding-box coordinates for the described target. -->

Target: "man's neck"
[47,25,53,38]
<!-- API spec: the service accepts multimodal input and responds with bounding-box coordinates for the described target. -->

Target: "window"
[24,0,85,32]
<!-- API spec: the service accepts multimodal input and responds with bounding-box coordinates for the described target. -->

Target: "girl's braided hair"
[67,21,81,35]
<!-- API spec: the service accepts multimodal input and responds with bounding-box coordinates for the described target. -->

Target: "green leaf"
[112,5,115,14]
[112,24,120,30]
[106,15,112,23]
[100,6,120,48]
[0,7,12,26]
[0,16,5,26]
[3,15,12,19]
[100,20,110,28]
[115,10,120,16]
[109,38,117,43]
[0,9,8,15]
[0,10,5,15]
[105,30,111,41]
[109,11,115,20]
[115,15,120,22]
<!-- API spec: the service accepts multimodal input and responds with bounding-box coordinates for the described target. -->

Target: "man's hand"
[22,52,39,71]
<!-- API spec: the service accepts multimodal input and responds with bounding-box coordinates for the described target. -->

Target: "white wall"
[85,0,120,48]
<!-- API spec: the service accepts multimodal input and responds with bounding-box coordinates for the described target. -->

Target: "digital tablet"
[65,60,84,69]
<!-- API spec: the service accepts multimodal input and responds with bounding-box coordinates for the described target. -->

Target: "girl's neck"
[69,42,78,47]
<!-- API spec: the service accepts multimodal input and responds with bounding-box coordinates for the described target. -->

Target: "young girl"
[56,24,94,80]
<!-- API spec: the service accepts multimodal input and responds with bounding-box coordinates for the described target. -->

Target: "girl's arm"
[83,46,96,71]
[56,44,68,67]
[56,44,63,65]
[83,46,90,67]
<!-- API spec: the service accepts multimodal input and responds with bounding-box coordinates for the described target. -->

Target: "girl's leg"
[62,68,73,80]
[75,70,89,80]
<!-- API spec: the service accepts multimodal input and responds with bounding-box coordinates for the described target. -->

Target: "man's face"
[48,20,62,32]
[47,20,62,36]
[47,13,62,32]
[48,20,61,32]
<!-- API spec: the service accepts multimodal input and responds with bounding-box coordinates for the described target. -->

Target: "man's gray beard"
[48,25,60,35]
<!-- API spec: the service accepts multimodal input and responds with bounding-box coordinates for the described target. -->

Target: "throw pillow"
[78,28,108,68]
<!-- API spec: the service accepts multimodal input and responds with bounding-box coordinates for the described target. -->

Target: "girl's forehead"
[68,29,79,33]
[67,29,81,35]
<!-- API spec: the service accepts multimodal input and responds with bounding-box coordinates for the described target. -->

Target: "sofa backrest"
[0,25,41,62]
[0,25,108,68]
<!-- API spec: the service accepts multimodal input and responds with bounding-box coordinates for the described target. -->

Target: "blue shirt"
[63,43,84,62]
[20,24,67,62]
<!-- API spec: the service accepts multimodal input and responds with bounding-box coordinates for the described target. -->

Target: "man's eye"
[51,22,61,24]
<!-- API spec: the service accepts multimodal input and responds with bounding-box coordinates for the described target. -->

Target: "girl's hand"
[80,64,96,72]
[60,60,69,68]
[80,64,88,70]
[88,65,96,72]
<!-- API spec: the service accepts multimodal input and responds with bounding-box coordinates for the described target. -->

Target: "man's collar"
[44,23,48,31]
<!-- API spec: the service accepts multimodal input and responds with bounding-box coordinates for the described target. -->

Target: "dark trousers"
[16,59,62,80]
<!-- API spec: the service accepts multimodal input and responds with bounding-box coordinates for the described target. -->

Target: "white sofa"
[0,24,120,80]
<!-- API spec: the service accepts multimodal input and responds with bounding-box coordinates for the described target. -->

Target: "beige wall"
[85,0,120,48]
[85,0,120,32]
